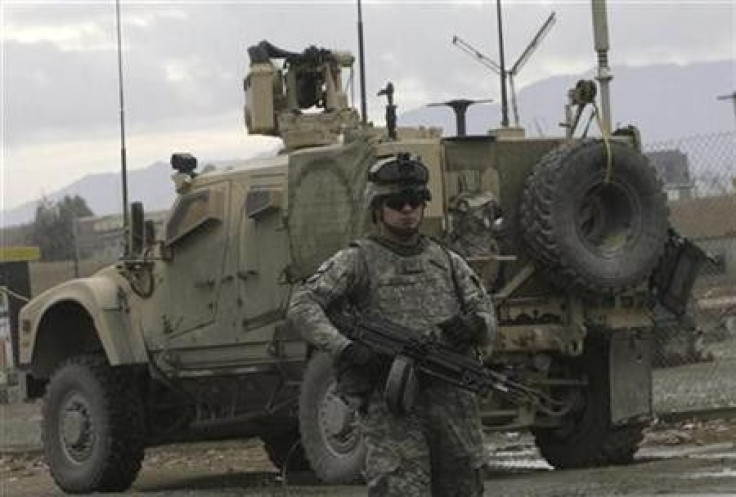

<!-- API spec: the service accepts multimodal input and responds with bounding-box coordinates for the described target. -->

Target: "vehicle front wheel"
[298,352,365,483]
[42,355,146,493]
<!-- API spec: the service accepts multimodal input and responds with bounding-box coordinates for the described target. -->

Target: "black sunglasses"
[383,192,425,211]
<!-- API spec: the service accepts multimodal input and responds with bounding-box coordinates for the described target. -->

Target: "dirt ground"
[2,411,735,497]
[3,340,736,496]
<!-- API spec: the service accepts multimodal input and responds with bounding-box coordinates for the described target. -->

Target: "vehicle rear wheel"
[42,355,145,493]
[298,352,365,483]
[532,336,645,468]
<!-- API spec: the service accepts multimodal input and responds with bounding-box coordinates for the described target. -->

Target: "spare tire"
[521,139,669,295]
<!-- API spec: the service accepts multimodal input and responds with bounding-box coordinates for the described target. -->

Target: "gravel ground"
[3,337,736,496]
[654,337,736,413]
[2,421,736,496]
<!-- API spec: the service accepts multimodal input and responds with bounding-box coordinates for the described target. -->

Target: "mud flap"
[609,332,652,425]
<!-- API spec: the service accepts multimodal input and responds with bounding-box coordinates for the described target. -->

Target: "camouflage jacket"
[288,235,497,361]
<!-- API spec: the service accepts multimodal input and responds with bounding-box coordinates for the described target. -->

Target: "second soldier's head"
[364,153,431,239]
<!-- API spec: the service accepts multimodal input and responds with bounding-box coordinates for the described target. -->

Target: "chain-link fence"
[644,131,736,417]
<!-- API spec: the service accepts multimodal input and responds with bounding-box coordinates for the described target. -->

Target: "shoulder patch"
[306,260,334,284]
[316,260,333,273]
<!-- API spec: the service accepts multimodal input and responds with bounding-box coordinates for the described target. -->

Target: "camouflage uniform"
[289,234,496,496]
[444,192,502,290]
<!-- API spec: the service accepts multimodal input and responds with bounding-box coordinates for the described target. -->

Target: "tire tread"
[521,139,669,295]
[42,355,145,493]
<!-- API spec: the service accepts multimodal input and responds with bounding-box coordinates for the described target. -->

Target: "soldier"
[288,153,497,496]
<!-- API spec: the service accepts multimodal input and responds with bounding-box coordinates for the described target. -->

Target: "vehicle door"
[159,181,237,365]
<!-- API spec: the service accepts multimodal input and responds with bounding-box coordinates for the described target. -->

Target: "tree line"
[9,195,95,261]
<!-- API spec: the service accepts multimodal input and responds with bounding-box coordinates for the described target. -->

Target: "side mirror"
[171,153,198,175]
[130,202,145,256]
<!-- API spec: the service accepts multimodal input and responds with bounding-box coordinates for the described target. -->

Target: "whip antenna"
[115,0,130,257]
[357,0,368,124]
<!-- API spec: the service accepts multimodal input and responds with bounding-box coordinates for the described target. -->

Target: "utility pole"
[720,92,736,194]
[717,91,736,130]
[72,216,80,278]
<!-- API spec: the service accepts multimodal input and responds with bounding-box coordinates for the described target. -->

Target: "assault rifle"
[329,312,568,416]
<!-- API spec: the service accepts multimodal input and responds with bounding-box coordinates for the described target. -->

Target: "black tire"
[298,352,365,483]
[521,139,669,295]
[42,355,145,493]
[532,335,645,469]
[260,421,313,472]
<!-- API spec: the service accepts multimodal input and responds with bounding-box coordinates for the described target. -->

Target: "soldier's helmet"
[364,153,431,212]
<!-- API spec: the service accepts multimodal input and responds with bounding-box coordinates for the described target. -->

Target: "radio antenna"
[591,0,613,134]
[453,11,556,128]
[357,0,368,124]
[495,0,509,128]
[115,0,130,257]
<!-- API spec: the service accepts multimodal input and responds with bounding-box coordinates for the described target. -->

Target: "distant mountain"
[3,60,733,227]
[2,161,173,228]
[1,154,276,228]
[399,60,735,141]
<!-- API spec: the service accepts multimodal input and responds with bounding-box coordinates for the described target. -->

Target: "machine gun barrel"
[329,313,567,415]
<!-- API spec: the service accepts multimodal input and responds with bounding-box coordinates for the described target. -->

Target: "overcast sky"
[2,0,735,212]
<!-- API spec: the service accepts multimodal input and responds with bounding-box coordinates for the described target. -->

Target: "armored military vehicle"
[16,6,704,495]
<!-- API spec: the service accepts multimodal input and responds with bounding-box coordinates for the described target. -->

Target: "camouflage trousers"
[360,382,486,497]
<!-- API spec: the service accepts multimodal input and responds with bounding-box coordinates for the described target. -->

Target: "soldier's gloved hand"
[438,312,485,350]
[338,342,379,368]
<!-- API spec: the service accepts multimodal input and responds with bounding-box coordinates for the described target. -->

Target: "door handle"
[194,278,216,289]
[237,270,258,281]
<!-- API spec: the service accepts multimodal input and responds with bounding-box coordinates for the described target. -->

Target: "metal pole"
[72,216,80,278]
[115,0,130,256]
[591,0,613,134]
[357,0,368,124]
[509,74,520,127]
[495,0,509,127]
[717,92,736,130]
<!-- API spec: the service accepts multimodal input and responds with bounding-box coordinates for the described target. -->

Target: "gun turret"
[247,40,300,64]
[243,40,360,150]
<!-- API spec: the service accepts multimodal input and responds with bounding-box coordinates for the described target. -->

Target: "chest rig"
[350,237,463,334]
[350,237,467,415]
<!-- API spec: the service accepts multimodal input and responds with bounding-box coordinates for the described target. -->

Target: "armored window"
[245,188,283,220]
[165,187,226,246]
